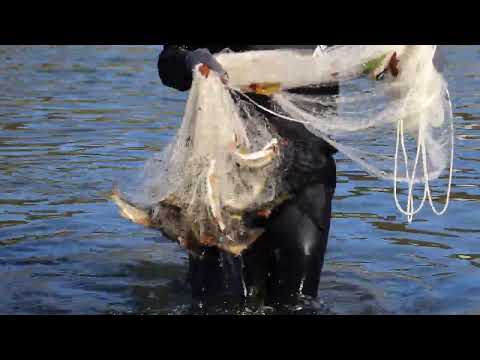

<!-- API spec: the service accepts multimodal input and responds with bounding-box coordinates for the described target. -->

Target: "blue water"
[0,45,479,314]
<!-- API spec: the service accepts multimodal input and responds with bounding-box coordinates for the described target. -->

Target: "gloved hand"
[186,48,229,84]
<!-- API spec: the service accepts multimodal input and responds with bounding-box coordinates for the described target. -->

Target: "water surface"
[0,45,479,315]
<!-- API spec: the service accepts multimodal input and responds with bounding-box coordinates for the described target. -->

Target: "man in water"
[158,45,338,312]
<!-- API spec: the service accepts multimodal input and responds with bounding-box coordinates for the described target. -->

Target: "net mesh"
[114,45,454,254]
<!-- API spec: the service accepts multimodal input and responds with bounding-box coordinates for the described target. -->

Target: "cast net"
[116,45,454,254]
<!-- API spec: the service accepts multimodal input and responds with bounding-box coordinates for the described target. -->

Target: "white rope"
[231,88,310,125]
[393,118,428,222]
[392,66,428,222]
[423,88,455,216]
[392,46,454,222]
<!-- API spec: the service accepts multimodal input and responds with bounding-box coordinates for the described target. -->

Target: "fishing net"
[114,45,454,255]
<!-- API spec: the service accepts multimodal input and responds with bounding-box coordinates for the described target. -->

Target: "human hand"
[186,48,229,84]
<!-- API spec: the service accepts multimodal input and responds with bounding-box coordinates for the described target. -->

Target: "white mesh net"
[113,45,454,255]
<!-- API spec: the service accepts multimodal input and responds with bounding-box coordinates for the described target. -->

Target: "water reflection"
[0,45,479,314]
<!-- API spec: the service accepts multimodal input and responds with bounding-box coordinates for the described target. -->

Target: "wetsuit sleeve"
[157,45,193,92]
[158,45,242,92]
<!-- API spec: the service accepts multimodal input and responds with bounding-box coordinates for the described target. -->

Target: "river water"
[0,45,479,315]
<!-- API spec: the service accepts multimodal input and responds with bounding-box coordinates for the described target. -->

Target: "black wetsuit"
[158,45,338,309]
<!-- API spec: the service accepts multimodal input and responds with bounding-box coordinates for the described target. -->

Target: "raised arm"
[158,45,237,91]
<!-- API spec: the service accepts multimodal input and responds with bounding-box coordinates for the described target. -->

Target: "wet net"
[114,45,454,255]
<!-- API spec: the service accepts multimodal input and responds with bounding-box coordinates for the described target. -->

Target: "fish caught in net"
[111,45,454,255]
